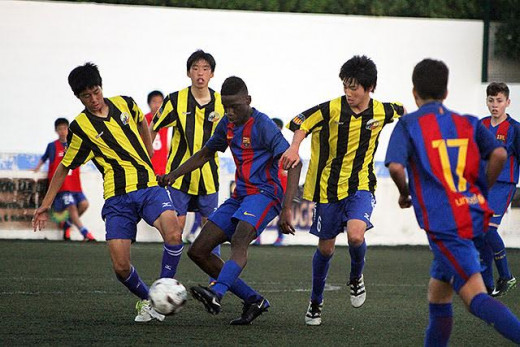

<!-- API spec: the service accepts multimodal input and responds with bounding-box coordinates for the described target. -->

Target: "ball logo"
[208,111,221,123]
[292,113,305,125]
[120,112,130,125]
[366,119,380,130]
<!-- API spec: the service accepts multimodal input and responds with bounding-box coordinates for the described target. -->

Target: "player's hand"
[278,207,295,235]
[159,172,178,187]
[280,147,300,170]
[32,206,49,231]
[156,174,167,187]
[398,194,412,209]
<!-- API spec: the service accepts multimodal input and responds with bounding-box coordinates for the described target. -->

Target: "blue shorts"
[208,194,281,240]
[488,182,516,226]
[101,186,175,241]
[167,187,218,217]
[310,190,375,239]
[53,191,87,212]
[427,231,482,293]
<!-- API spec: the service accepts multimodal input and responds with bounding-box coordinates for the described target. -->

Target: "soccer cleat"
[84,232,96,242]
[63,228,71,241]
[190,285,221,315]
[491,276,517,297]
[305,300,323,326]
[348,274,366,308]
[134,299,165,322]
[230,298,270,325]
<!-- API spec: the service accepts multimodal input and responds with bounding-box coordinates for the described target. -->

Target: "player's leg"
[425,278,454,347]
[53,192,72,240]
[77,197,89,216]
[474,234,495,293]
[197,193,221,280]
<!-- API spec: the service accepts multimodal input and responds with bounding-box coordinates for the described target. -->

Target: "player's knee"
[113,262,131,279]
[187,245,204,264]
[347,232,364,247]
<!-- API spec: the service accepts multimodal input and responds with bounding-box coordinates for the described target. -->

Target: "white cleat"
[348,275,366,308]
[305,301,323,326]
[134,299,165,322]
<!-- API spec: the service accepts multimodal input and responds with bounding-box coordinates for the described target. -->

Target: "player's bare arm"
[159,146,216,187]
[279,161,302,235]
[387,162,412,209]
[32,163,70,231]
[148,119,158,156]
[486,147,507,188]
[137,117,154,158]
[281,129,306,170]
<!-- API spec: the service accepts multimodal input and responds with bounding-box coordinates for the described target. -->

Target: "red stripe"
[241,118,257,195]
[509,156,514,183]
[418,113,474,238]
[482,117,491,129]
[429,233,469,281]
[496,121,512,182]
[410,160,430,230]
[264,158,279,201]
[255,200,278,230]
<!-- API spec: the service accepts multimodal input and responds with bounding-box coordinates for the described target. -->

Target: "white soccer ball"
[149,278,188,315]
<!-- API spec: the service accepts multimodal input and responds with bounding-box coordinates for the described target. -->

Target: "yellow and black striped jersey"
[288,96,404,203]
[62,96,157,199]
[152,87,224,195]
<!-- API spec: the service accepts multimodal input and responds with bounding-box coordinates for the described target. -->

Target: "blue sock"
[117,266,149,300]
[311,249,332,304]
[79,226,89,238]
[229,278,262,304]
[469,293,520,343]
[160,243,183,278]
[424,303,453,347]
[477,238,495,290]
[486,227,512,280]
[349,240,366,280]
[212,260,242,299]
[209,245,221,284]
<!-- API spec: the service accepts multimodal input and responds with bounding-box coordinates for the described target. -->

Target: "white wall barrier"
[1,153,519,247]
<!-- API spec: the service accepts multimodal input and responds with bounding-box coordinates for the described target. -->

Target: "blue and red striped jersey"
[205,108,290,201]
[385,102,502,238]
[480,114,520,184]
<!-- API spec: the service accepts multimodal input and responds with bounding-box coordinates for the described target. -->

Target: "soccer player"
[149,51,223,254]
[34,118,95,241]
[479,82,518,296]
[144,90,168,175]
[385,58,520,344]
[32,63,184,323]
[280,55,405,326]
[159,76,302,325]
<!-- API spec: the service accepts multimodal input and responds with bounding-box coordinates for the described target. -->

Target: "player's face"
[188,59,214,89]
[486,92,510,120]
[343,79,372,111]
[78,86,105,113]
[222,94,252,125]
[149,95,164,115]
[55,124,68,141]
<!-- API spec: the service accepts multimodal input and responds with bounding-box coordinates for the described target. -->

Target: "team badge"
[120,112,130,125]
[242,137,251,148]
[292,113,305,125]
[208,111,221,122]
[497,134,506,142]
[366,118,380,130]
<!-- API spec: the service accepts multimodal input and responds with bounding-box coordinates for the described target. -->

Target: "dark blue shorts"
[101,186,175,241]
[208,194,281,240]
[310,190,375,239]
[53,191,87,212]
[427,231,482,293]
[488,182,516,226]
[167,187,218,217]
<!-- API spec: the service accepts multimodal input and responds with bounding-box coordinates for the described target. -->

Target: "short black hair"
[486,82,509,98]
[221,76,248,96]
[187,50,216,72]
[339,55,377,92]
[147,90,164,105]
[68,62,102,96]
[412,59,448,100]
[54,117,69,129]
[272,118,284,129]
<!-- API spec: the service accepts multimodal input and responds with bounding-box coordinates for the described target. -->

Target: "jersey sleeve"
[476,121,503,160]
[384,102,405,124]
[152,94,178,131]
[512,122,520,160]
[122,96,144,123]
[287,103,325,135]
[205,117,228,152]
[40,142,53,162]
[61,122,94,170]
[262,118,290,159]
[385,118,411,167]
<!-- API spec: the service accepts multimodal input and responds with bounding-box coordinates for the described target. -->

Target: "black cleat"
[190,285,221,315]
[230,298,270,325]
[491,277,517,297]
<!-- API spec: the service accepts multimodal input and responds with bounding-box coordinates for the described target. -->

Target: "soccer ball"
[148,278,188,315]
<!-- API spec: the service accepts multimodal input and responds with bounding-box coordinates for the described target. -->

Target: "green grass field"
[1,240,519,346]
